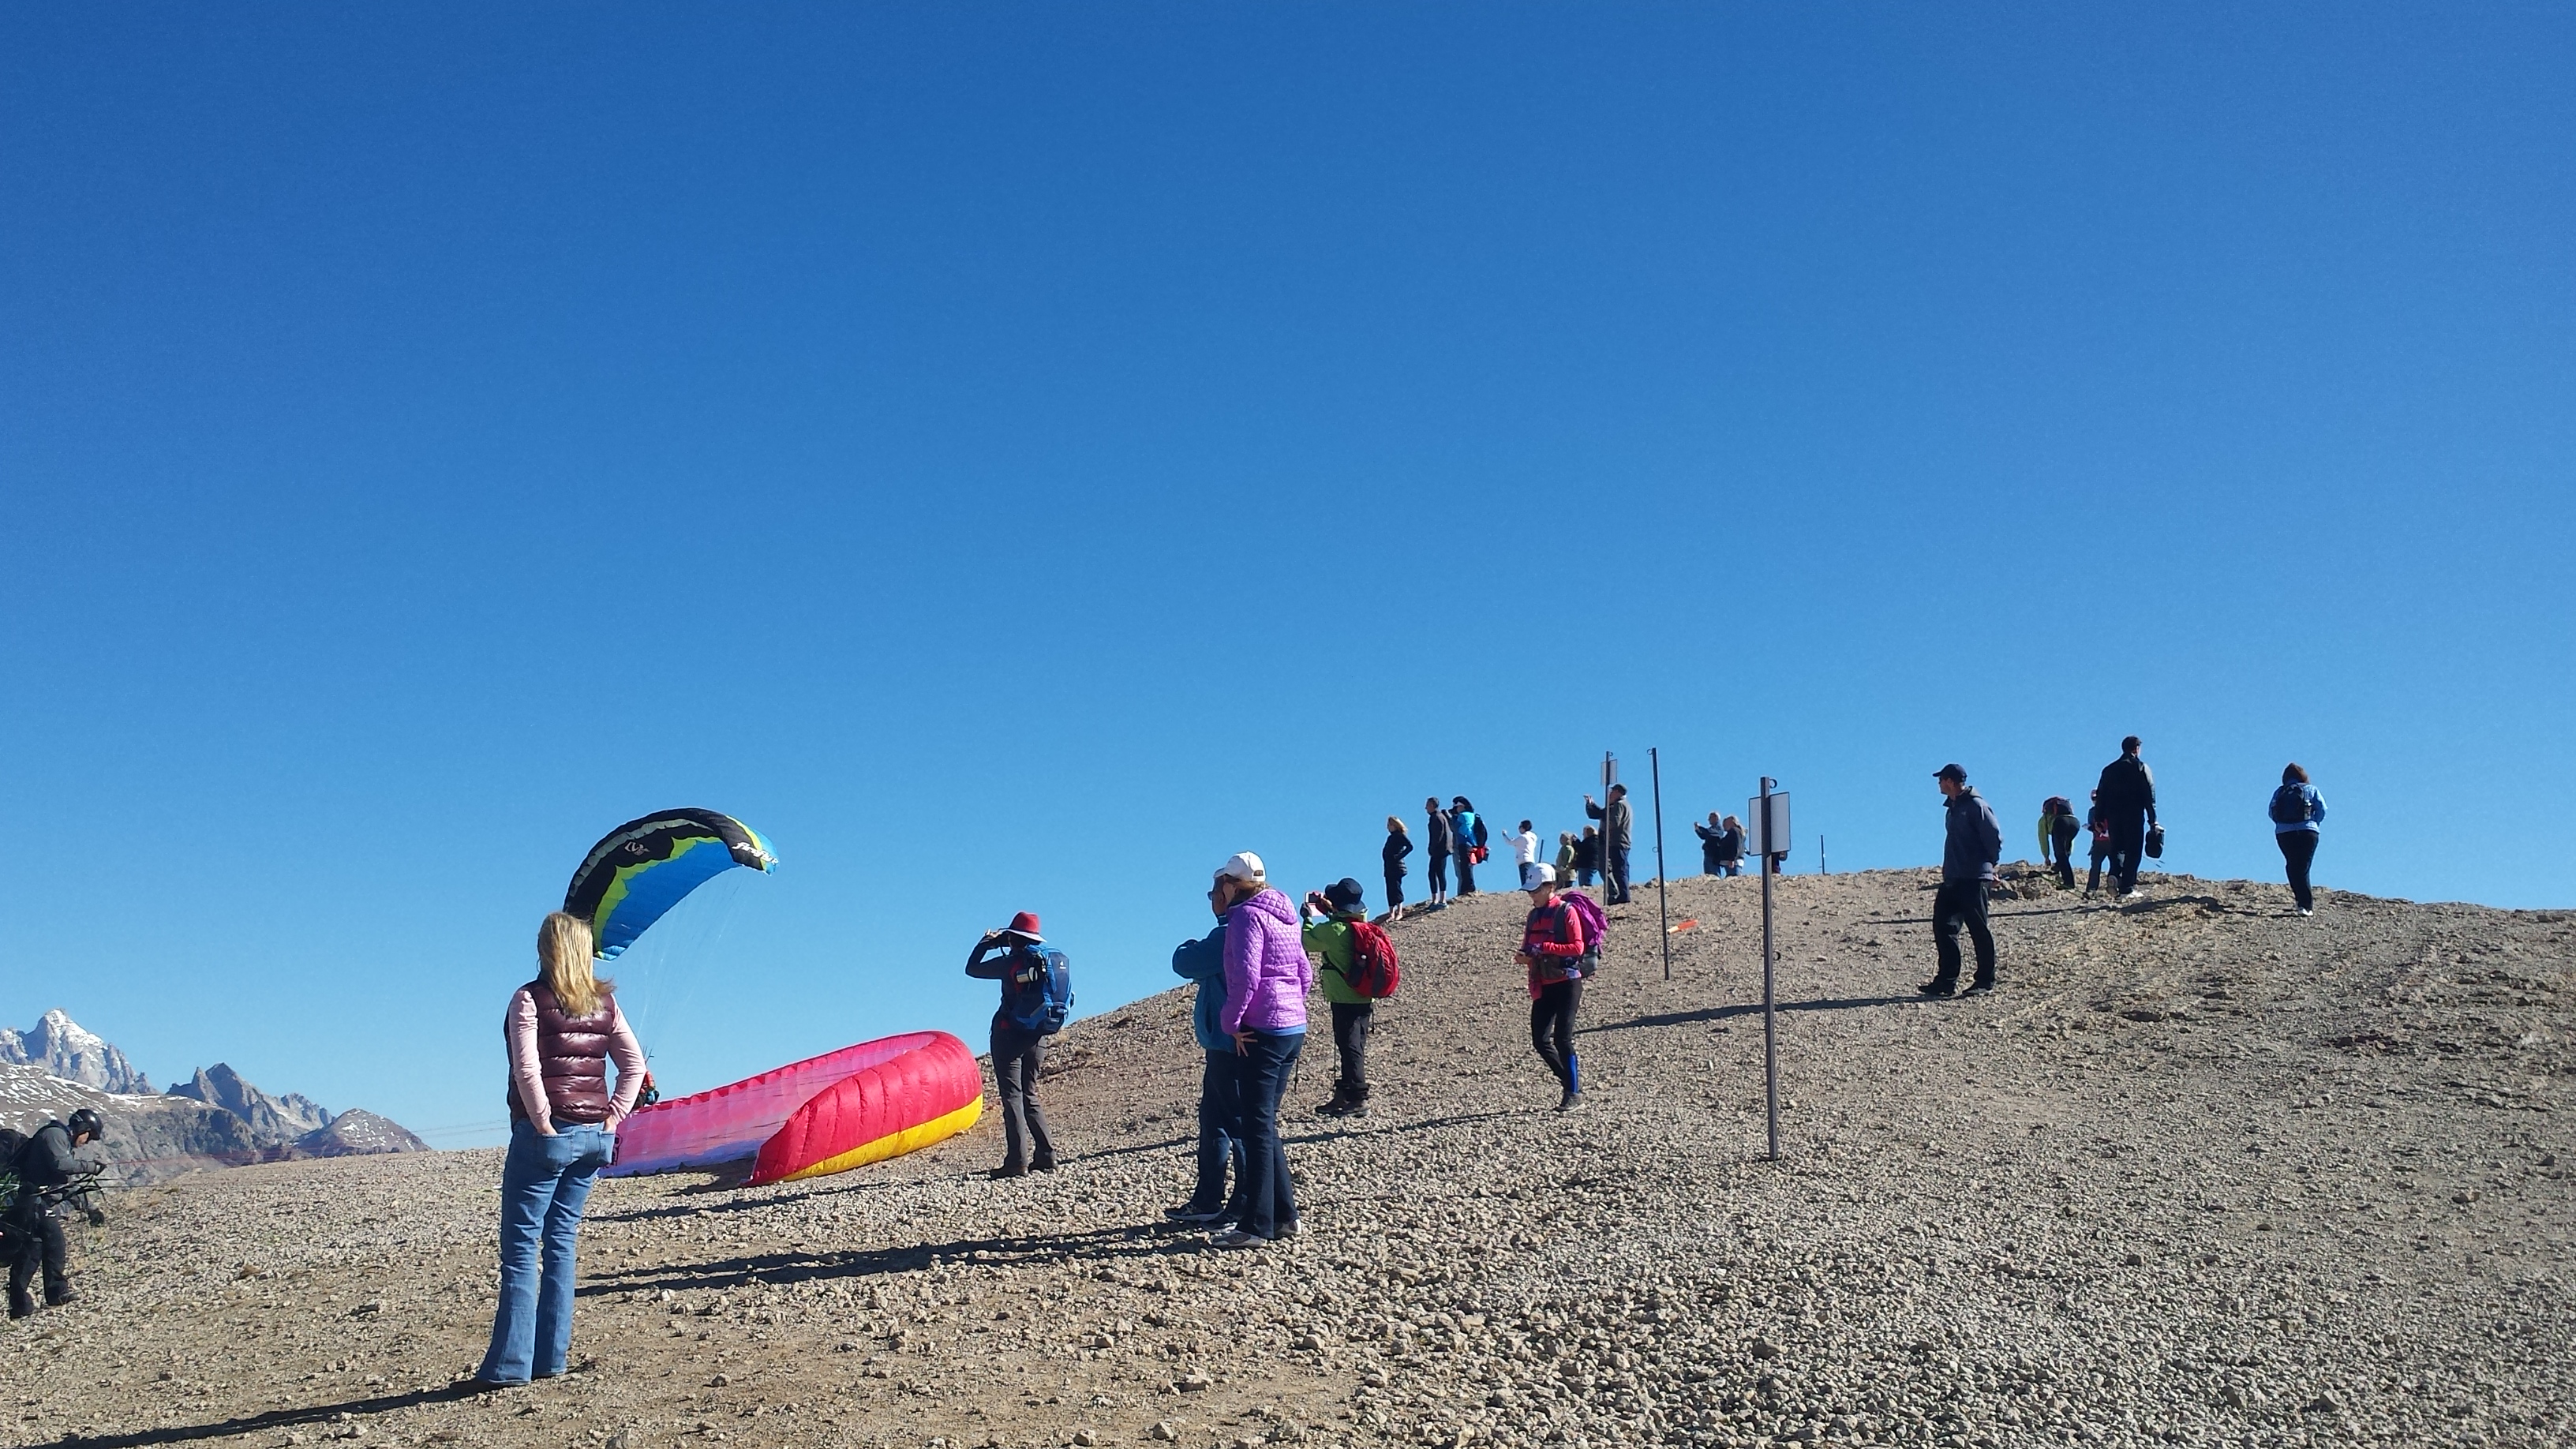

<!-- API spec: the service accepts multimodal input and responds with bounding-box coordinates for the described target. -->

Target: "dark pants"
[1931,879,1997,988]
[1329,1002,1372,1094]
[2086,841,2110,891]
[990,1021,1055,1170]
[1383,867,1404,911]
[1233,1032,1302,1238]
[1455,848,1477,895]
[2107,815,2147,894]
[1530,978,1584,1093]
[2277,830,2319,911]
[2050,825,2079,889]
[6,1203,68,1310]
[1428,850,1448,900]
[1189,1049,1246,1215]
[1604,848,1631,904]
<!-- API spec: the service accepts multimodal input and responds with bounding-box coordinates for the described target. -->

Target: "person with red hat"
[966,910,1067,1177]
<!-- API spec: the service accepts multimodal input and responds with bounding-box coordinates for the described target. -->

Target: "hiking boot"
[1918,978,1957,998]
[1031,1154,1058,1173]
[1275,1218,1301,1240]
[1166,1204,1230,1225]
[1208,1228,1267,1250]
[1340,1090,1370,1119]
[1962,979,1997,998]
[1556,1088,1582,1112]
[989,1162,1029,1180]
[1313,1090,1351,1118]
[43,1286,75,1309]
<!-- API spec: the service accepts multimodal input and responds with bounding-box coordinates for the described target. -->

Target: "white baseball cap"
[1215,852,1267,885]
[1522,863,1556,889]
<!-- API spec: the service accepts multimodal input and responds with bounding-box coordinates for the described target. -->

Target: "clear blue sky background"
[5,6,2569,1145]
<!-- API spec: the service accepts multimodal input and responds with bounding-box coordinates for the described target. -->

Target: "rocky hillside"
[0,1013,428,1185]
[8,869,2570,1449]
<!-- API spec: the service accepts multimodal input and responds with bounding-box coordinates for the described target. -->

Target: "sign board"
[1747,792,1792,856]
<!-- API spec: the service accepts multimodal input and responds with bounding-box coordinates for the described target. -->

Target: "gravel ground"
[9,867,2570,1449]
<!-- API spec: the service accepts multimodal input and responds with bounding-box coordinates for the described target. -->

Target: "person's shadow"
[33,1381,494,1449]
[1580,994,1919,1034]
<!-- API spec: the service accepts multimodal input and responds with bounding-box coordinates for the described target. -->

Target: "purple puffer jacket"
[1220,887,1313,1036]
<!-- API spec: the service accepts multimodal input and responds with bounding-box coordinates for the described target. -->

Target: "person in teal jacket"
[1166,889,1245,1224]
[1301,878,1375,1119]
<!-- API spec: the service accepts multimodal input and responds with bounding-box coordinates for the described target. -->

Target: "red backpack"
[1342,919,1402,999]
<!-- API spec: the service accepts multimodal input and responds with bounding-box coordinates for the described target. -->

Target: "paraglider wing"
[605,1032,983,1182]
[564,808,775,959]
[751,1032,982,1185]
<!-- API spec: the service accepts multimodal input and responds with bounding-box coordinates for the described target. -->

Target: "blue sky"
[4,6,2568,1144]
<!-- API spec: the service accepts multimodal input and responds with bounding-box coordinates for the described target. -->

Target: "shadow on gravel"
[1583,995,1920,1034]
[36,1381,492,1449]
[1286,1109,1523,1147]
[581,1219,1214,1296]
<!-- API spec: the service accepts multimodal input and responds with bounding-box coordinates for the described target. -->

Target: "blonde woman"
[1380,816,1411,915]
[474,912,646,1387]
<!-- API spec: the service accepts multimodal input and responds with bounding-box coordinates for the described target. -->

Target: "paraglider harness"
[0,1155,106,1256]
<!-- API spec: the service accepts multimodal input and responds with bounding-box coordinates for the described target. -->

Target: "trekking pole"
[1760,776,1780,1163]
[1651,746,1671,981]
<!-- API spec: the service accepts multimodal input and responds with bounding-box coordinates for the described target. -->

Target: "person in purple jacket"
[1208,850,1311,1249]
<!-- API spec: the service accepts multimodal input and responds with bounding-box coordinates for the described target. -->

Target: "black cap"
[1324,878,1366,912]
[1934,763,1968,782]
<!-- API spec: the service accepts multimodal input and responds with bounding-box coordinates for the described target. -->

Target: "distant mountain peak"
[0,1009,154,1094]
[168,1063,334,1138]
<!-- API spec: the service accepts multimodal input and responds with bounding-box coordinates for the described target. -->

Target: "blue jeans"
[1232,1032,1302,1238]
[1189,1050,1247,1215]
[478,1121,612,1383]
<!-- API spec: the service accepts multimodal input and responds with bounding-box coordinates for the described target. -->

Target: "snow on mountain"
[0,1008,155,1093]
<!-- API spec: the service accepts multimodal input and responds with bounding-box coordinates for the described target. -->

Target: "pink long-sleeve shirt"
[507,987,647,1134]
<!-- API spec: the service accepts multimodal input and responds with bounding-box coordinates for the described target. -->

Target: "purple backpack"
[1559,889,1608,964]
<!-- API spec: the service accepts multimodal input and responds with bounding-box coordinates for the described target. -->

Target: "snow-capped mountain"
[0,1010,427,1184]
[0,1008,155,1093]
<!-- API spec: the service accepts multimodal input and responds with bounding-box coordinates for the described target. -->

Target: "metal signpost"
[1601,751,1617,897]
[1650,747,1671,980]
[1752,779,1790,1162]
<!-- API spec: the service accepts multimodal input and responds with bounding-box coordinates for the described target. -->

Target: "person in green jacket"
[2038,796,2081,889]
[1300,877,1375,1119]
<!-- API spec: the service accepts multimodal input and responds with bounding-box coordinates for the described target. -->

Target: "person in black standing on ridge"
[1921,763,2003,998]
[1695,811,1745,877]
[965,912,1062,1177]
[1574,826,1601,886]
[1423,798,1453,908]
[2269,763,2327,916]
[6,1107,103,1319]
[1381,816,1412,916]
[1585,784,1634,904]
[2094,735,2159,899]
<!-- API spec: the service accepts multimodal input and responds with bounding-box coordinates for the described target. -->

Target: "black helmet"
[66,1107,105,1140]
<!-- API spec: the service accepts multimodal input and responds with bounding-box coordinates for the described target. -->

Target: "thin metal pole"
[1760,776,1780,1163]
[1601,751,1616,897]
[1651,747,1671,980]
[1820,835,1827,874]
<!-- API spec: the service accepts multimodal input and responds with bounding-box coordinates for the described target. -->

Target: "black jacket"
[1382,832,1413,874]
[2095,754,2157,822]
[1942,788,2003,884]
[1425,811,1454,856]
[10,1122,80,1189]
[1695,822,1743,867]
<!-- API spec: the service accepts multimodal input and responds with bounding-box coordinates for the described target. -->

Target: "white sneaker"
[2297,908,2312,917]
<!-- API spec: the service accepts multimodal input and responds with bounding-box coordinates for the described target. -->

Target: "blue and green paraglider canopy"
[564,808,775,959]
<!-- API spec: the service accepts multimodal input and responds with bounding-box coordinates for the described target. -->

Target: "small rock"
[2222,1387,2248,1410]
[708,1373,731,1387]
[1149,1423,1178,1442]
[1177,1372,1213,1393]
[608,1436,632,1449]
[1073,1432,1100,1447]
[1750,1338,1781,1361]
[2123,1252,2145,1267]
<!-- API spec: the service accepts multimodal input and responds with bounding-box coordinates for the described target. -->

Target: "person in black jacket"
[1922,764,2003,998]
[1423,798,1453,908]
[1381,817,1412,915]
[2094,736,2159,897]
[1694,812,1745,877]
[7,1108,102,1318]
[965,912,1061,1177]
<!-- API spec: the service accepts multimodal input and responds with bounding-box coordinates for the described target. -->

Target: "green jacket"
[1302,912,1368,1005]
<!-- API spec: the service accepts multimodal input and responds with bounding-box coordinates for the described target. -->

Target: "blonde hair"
[537,911,610,1019]
[1386,816,1406,833]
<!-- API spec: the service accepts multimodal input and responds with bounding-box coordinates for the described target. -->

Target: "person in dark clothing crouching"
[7,1107,104,1319]
[1922,763,2003,998]
[966,912,1069,1177]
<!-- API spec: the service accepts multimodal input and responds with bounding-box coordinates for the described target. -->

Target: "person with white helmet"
[1515,864,1593,1110]
[1209,852,1312,1248]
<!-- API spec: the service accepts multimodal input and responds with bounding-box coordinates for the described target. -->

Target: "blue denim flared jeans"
[478,1120,612,1384]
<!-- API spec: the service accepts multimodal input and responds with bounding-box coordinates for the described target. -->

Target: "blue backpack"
[1006,946,1074,1035]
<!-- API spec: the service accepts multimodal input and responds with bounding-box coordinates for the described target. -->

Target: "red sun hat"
[1002,911,1043,940]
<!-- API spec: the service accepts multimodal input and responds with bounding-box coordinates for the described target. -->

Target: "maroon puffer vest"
[505,980,618,1125]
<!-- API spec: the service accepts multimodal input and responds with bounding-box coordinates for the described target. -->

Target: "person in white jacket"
[1510,821,1541,872]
